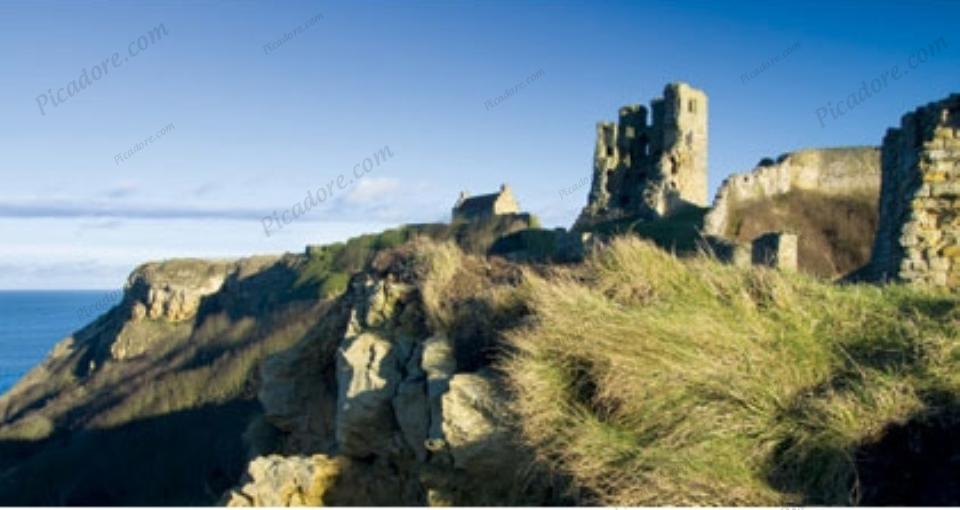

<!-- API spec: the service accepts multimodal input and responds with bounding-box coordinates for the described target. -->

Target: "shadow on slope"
[578,205,708,254]
[0,401,258,506]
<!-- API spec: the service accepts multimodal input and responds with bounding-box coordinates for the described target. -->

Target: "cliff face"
[0,255,279,433]
[0,220,546,506]
[0,252,325,505]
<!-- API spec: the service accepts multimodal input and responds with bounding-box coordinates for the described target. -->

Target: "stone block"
[751,232,798,271]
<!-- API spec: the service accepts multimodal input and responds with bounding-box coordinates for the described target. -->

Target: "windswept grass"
[505,237,960,505]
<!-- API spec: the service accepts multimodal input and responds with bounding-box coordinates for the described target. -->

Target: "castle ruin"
[575,82,708,229]
[870,93,960,287]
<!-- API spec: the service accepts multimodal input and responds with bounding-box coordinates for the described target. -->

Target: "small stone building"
[452,184,520,222]
[869,93,960,287]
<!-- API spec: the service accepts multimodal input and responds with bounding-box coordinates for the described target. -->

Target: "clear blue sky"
[0,0,957,289]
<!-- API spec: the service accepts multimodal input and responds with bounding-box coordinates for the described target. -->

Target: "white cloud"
[344,177,402,205]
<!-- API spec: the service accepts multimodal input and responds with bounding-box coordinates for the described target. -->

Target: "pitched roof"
[455,192,500,215]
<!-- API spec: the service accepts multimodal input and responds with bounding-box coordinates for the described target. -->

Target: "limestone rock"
[226,246,555,506]
[126,259,237,323]
[224,454,341,507]
[441,371,515,474]
[335,331,403,457]
[258,337,338,454]
[107,257,281,360]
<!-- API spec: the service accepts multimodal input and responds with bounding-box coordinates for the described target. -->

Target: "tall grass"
[505,237,960,505]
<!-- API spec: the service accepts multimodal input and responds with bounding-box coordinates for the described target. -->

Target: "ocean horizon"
[0,290,121,396]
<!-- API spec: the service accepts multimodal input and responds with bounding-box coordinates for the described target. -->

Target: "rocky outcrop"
[228,242,556,506]
[704,147,881,237]
[0,255,283,434]
[110,257,278,360]
[126,259,234,322]
[222,455,342,506]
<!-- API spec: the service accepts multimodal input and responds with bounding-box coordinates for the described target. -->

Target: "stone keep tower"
[575,82,708,229]
[870,93,960,287]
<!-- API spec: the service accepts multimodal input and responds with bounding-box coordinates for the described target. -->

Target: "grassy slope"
[504,238,960,505]
[0,216,536,505]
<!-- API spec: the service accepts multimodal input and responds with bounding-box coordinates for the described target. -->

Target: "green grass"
[504,237,960,505]
[297,216,538,298]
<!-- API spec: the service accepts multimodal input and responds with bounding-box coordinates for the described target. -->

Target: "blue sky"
[0,0,957,289]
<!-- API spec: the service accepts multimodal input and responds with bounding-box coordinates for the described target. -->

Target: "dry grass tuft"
[505,237,960,505]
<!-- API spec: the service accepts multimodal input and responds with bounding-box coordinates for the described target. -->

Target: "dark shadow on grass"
[765,386,960,505]
[855,389,960,505]
[0,400,259,506]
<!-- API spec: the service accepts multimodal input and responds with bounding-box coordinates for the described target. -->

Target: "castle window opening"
[606,146,614,157]
[625,126,636,138]
[688,99,696,113]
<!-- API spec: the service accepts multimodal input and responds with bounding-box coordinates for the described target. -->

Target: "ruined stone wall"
[704,147,881,236]
[575,82,707,229]
[870,94,960,287]
[751,232,798,272]
[703,233,797,272]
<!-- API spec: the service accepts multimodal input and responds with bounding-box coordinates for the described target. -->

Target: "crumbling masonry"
[870,94,960,287]
[575,82,708,229]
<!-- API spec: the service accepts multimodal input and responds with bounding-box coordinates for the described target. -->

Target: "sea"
[0,290,122,396]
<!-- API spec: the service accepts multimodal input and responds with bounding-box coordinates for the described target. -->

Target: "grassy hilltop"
[505,238,960,505]
[0,217,958,505]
